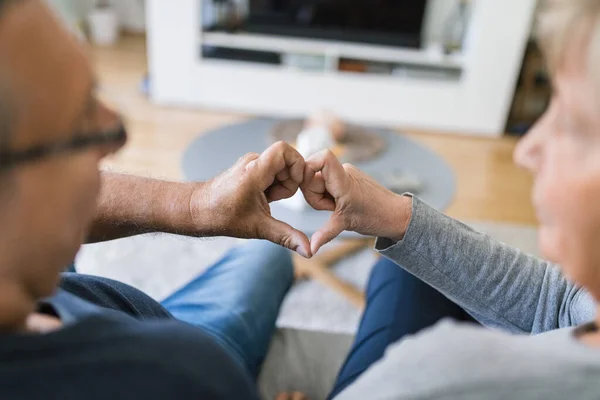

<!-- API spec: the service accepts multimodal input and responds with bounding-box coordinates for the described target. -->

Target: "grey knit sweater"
[337,196,599,400]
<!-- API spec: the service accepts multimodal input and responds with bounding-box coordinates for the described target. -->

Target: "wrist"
[188,181,224,237]
[159,181,199,235]
[382,194,413,242]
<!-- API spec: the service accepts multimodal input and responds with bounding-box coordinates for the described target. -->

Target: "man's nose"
[96,102,127,158]
[105,125,127,156]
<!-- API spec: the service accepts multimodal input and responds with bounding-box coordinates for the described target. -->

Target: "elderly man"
[0,0,313,398]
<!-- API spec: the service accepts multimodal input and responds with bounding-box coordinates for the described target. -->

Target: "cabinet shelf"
[201,31,464,71]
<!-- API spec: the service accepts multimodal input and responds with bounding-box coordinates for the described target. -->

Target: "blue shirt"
[0,273,259,400]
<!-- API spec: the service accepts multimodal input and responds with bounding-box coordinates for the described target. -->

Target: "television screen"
[246,0,428,48]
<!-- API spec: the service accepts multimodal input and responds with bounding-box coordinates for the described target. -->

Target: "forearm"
[377,195,595,334]
[88,173,212,243]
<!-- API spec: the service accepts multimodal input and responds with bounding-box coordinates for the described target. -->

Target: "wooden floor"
[90,36,537,225]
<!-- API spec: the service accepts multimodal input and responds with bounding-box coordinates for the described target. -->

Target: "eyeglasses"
[0,123,127,172]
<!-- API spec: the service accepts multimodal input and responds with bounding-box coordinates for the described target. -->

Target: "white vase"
[87,7,120,46]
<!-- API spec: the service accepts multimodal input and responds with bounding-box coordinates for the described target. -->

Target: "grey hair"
[537,0,600,85]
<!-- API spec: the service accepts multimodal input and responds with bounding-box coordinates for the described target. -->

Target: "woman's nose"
[514,132,539,172]
[514,114,547,173]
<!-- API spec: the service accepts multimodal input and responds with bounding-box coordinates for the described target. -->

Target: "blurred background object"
[87,0,119,46]
[507,41,552,136]
[146,0,537,136]
[45,0,84,38]
[442,0,472,54]
[47,0,145,43]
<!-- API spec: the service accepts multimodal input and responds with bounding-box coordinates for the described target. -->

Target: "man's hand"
[301,150,413,254]
[191,142,312,258]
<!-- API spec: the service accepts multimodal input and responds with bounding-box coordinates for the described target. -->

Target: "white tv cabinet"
[147,0,537,137]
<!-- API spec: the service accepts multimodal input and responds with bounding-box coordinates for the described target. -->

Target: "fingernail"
[296,246,309,258]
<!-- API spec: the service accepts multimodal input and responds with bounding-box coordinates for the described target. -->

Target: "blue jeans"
[160,240,294,378]
[69,240,292,380]
[328,257,476,398]
[71,241,472,396]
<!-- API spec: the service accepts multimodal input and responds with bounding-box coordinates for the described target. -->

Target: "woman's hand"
[301,150,413,254]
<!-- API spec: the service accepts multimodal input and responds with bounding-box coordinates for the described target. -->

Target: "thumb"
[310,214,346,255]
[305,150,348,199]
[262,217,312,258]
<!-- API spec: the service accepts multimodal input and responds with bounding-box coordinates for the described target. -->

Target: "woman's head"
[515,0,600,295]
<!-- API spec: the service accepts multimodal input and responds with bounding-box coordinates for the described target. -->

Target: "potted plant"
[87,0,120,46]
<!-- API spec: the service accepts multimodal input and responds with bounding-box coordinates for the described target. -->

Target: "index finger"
[252,142,305,189]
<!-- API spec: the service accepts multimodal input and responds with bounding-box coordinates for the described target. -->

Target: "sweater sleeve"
[376,196,595,334]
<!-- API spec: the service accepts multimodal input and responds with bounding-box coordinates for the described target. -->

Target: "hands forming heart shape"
[198,142,412,258]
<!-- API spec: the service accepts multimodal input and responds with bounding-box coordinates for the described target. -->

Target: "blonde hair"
[537,0,600,77]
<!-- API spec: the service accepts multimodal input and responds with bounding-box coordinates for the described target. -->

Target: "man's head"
[0,0,124,316]
[514,0,600,296]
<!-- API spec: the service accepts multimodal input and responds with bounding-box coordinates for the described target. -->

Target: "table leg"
[293,239,374,309]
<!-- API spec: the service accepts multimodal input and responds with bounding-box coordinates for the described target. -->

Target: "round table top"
[182,118,456,237]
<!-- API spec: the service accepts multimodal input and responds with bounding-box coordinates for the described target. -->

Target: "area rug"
[76,221,540,335]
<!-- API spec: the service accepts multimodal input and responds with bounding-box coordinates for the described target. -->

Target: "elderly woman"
[279,0,600,399]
